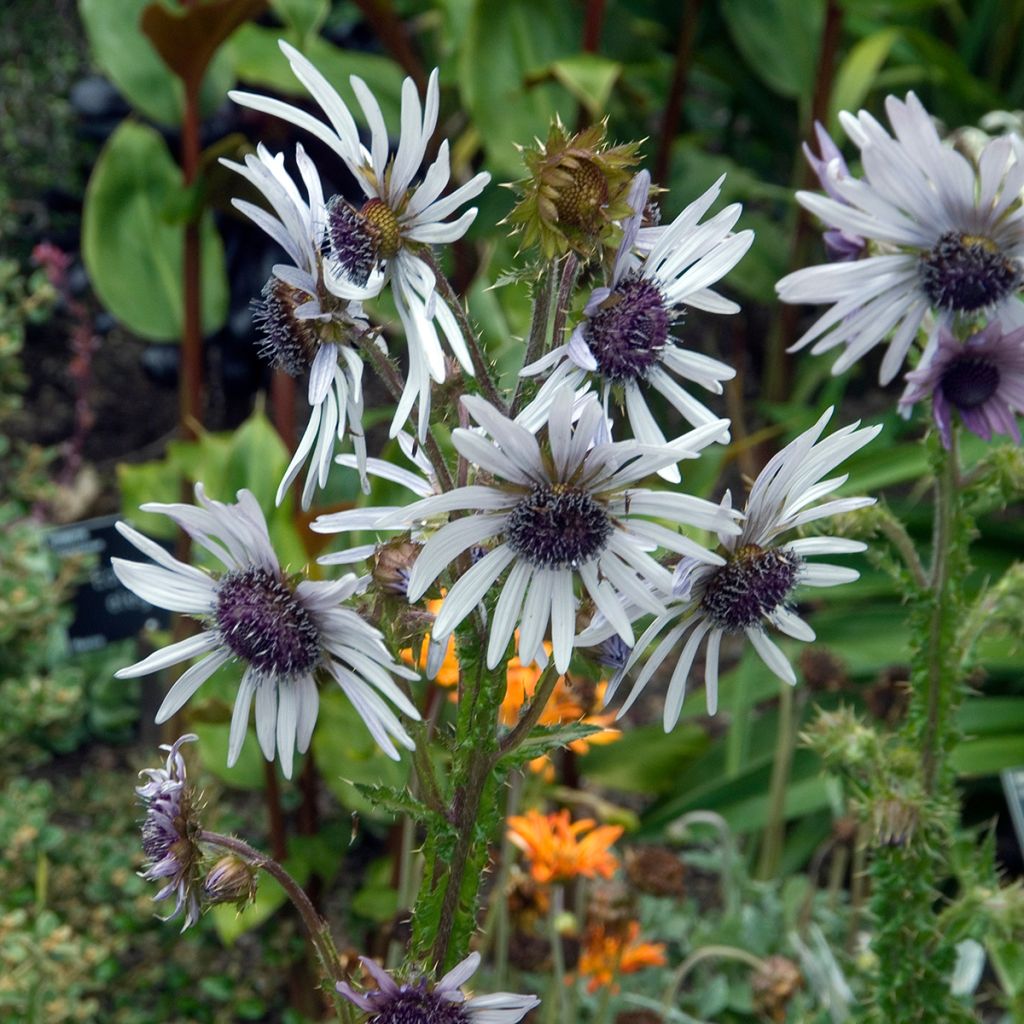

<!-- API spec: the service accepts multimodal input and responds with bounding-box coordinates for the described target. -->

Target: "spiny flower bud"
[752,955,802,1022]
[372,540,422,599]
[202,855,257,909]
[506,117,641,260]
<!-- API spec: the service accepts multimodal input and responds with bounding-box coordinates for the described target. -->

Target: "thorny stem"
[510,262,558,416]
[494,663,561,762]
[876,509,929,589]
[550,253,580,354]
[424,251,507,412]
[921,433,958,796]
[355,334,456,493]
[200,830,347,1016]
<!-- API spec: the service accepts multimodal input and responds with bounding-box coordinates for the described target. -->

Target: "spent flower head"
[506,116,641,259]
[136,734,203,931]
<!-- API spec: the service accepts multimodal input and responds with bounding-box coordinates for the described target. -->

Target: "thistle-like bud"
[751,955,802,1022]
[506,117,641,260]
[202,855,257,909]
[372,539,422,599]
[871,795,920,847]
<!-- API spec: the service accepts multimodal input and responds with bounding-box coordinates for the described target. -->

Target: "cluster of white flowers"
[118,42,897,796]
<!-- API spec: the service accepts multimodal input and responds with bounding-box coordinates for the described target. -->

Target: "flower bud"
[202,855,257,909]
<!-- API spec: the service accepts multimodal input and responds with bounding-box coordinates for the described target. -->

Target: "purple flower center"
[215,567,321,677]
[920,232,1021,313]
[939,354,1000,411]
[253,277,319,375]
[506,484,612,569]
[700,545,801,632]
[585,276,672,382]
[327,197,401,286]
[368,989,468,1024]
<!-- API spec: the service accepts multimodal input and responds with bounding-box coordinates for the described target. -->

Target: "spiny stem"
[423,250,507,413]
[510,261,558,416]
[355,333,456,493]
[494,663,561,762]
[550,253,580,352]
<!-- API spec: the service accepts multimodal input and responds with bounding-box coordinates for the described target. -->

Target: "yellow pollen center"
[554,159,609,230]
[959,233,998,253]
[360,197,402,259]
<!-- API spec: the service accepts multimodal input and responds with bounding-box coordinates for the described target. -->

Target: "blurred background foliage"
[2,0,1024,1020]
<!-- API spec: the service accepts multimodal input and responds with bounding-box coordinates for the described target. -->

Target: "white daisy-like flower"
[223,143,371,509]
[777,92,1024,385]
[519,170,752,480]
[112,485,420,777]
[582,408,880,728]
[315,386,741,674]
[230,42,490,440]
[337,951,539,1023]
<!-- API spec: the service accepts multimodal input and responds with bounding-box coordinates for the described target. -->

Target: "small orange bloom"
[578,921,666,993]
[507,808,622,883]
[400,599,459,688]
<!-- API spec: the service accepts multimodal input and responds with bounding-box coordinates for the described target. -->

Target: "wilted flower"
[224,143,370,508]
[752,955,803,1023]
[899,322,1024,447]
[113,485,420,777]
[136,734,202,930]
[506,116,640,259]
[337,951,539,1023]
[507,808,622,883]
[231,43,490,440]
[778,93,1024,384]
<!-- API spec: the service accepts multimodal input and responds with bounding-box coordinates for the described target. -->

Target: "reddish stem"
[263,759,289,861]
[582,0,606,53]
[180,80,203,440]
[271,368,296,450]
[654,0,702,187]
[350,0,427,94]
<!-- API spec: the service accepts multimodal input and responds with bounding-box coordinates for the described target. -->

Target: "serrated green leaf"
[82,121,229,342]
[500,721,603,770]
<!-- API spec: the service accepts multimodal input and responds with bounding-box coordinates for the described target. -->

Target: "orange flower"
[400,599,459,688]
[578,921,666,993]
[507,809,622,883]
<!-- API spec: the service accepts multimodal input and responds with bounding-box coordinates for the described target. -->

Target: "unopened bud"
[202,855,257,908]
[372,540,421,598]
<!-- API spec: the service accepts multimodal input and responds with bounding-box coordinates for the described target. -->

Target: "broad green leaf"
[457,0,578,178]
[222,411,289,515]
[829,28,901,127]
[270,0,328,43]
[82,121,229,342]
[80,0,236,123]
[720,0,823,101]
[192,720,268,791]
[580,722,709,793]
[550,54,622,117]
[952,735,1024,777]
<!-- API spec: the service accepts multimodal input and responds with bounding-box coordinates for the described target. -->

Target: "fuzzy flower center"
[585,277,672,382]
[554,158,610,231]
[700,544,801,632]
[919,232,1022,313]
[939,353,1000,410]
[506,484,612,569]
[368,989,468,1024]
[215,567,321,677]
[253,277,320,375]
[327,196,402,286]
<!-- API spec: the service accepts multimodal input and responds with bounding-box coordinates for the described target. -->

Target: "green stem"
[756,682,799,880]
[200,831,348,1020]
[510,261,558,416]
[661,945,766,1015]
[545,884,568,1024]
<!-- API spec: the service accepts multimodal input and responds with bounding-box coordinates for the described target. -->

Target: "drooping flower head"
[315,387,740,673]
[337,951,539,1023]
[223,144,370,509]
[506,116,641,259]
[507,808,622,884]
[520,170,751,480]
[113,485,420,777]
[231,43,490,440]
[777,93,1024,384]
[584,409,880,728]
[899,322,1024,448]
[136,734,203,931]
